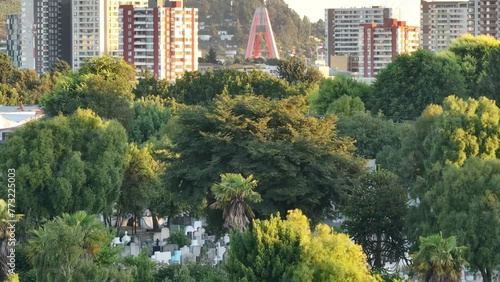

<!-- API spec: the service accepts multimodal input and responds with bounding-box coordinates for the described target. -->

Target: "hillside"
[184,0,324,59]
[0,0,21,42]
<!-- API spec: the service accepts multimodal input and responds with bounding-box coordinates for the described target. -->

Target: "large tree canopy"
[425,158,500,282]
[371,49,466,121]
[0,109,128,221]
[448,34,500,98]
[41,56,135,130]
[165,94,365,223]
[226,209,378,282]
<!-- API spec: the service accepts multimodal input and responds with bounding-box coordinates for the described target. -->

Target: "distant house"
[198,63,224,73]
[0,105,44,143]
[217,30,234,41]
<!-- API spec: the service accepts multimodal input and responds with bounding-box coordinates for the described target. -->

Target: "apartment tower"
[359,19,419,77]
[420,0,469,51]
[6,15,22,68]
[468,0,500,37]
[119,0,198,81]
[325,6,392,72]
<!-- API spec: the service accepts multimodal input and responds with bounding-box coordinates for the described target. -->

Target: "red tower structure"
[245,8,279,59]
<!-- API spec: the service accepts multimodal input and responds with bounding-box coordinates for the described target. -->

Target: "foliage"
[410,233,467,282]
[226,209,378,282]
[424,158,500,282]
[49,58,71,75]
[165,94,364,223]
[0,54,55,105]
[205,47,219,64]
[168,230,191,248]
[41,56,135,130]
[326,95,365,116]
[448,34,500,98]
[133,70,170,99]
[154,264,228,282]
[167,69,310,106]
[336,112,402,159]
[277,57,323,85]
[123,248,156,282]
[1,199,22,281]
[225,211,302,282]
[27,211,113,282]
[0,109,128,222]
[371,49,466,121]
[130,96,172,143]
[309,75,372,115]
[210,173,262,231]
[117,143,162,221]
[342,171,408,270]
[477,44,500,104]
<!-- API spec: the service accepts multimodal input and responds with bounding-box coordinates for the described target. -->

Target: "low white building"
[0,105,44,142]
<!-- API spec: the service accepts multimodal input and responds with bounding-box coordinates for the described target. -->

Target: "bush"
[168,230,191,247]
[154,264,228,282]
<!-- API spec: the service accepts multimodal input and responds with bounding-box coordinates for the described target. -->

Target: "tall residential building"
[7,15,22,68]
[119,0,198,81]
[34,0,72,74]
[20,0,35,70]
[359,19,419,77]
[325,6,392,72]
[420,0,469,51]
[106,0,150,57]
[71,0,106,69]
[468,0,500,38]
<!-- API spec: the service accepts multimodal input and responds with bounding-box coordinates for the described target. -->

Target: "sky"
[284,0,421,26]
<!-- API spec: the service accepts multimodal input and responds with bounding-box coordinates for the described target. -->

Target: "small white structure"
[151,251,171,264]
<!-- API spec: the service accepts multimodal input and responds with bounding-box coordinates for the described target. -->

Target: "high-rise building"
[20,0,35,70]
[106,0,149,57]
[7,15,22,68]
[359,19,419,77]
[468,0,500,38]
[420,0,469,51]
[119,0,198,81]
[71,0,106,69]
[325,6,392,72]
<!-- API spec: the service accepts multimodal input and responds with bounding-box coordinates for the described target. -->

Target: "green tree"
[425,158,500,282]
[27,211,114,282]
[49,58,71,75]
[42,55,136,130]
[123,248,156,282]
[210,173,262,231]
[130,96,171,143]
[1,199,22,281]
[165,95,364,223]
[226,209,378,282]
[326,95,365,116]
[342,171,408,270]
[205,47,219,64]
[309,75,372,115]
[411,233,467,282]
[371,49,466,121]
[448,34,500,98]
[132,70,169,99]
[336,112,402,159]
[0,109,128,223]
[277,57,322,85]
[117,143,162,234]
[477,45,500,104]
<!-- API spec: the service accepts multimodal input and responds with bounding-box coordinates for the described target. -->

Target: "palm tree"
[210,173,262,231]
[411,233,468,282]
[58,211,110,257]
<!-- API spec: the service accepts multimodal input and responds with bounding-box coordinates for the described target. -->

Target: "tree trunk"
[152,211,160,232]
[374,233,383,270]
[480,268,492,282]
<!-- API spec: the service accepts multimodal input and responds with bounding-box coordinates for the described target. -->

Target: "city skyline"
[285,0,421,25]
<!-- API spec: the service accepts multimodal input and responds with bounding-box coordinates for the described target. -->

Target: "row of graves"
[110,213,230,266]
